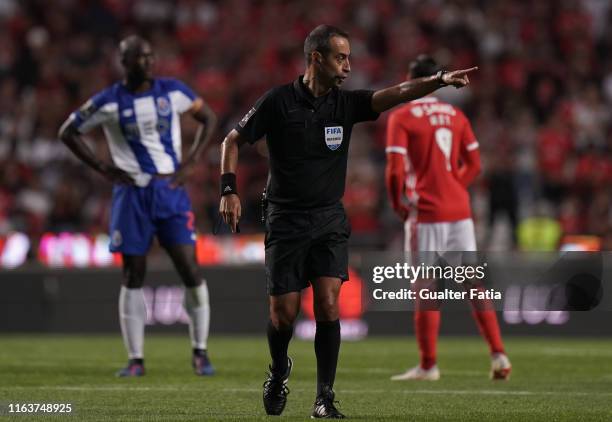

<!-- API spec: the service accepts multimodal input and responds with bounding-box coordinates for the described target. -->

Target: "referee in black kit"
[219,24,476,418]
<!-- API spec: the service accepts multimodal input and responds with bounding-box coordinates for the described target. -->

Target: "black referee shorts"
[264,202,350,296]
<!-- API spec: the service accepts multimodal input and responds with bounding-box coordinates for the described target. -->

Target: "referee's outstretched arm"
[219,129,246,233]
[371,66,478,113]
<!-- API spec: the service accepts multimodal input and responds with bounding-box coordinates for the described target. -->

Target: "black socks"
[315,319,341,395]
[267,320,293,376]
[267,318,341,395]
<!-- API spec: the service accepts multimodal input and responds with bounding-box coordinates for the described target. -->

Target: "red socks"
[414,310,440,369]
[471,310,505,354]
[469,287,505,354]
[414,309,505,369]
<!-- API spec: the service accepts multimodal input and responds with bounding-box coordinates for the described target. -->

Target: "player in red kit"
[385,55,511,381]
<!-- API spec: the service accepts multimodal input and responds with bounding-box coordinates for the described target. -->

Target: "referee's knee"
[269,306,298,330]
[270,313,296,330]
[314,297,340,321]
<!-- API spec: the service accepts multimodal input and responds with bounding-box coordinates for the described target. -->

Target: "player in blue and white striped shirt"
[59,35,218,377]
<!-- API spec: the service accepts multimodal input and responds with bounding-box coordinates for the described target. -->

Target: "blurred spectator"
[559,195,585,235]
[485,142,519,249]
[517,202,562,252]
[537,108,573,205]
[0,0,610,254]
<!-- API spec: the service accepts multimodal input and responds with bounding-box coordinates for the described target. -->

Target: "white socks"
[118,281,210,359]
[119,286,146,359]
[184,280,211,350]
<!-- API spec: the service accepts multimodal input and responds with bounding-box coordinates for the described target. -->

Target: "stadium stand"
[0,0,610,255]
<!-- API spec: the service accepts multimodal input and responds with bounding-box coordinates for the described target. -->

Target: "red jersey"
[385,97,480,223]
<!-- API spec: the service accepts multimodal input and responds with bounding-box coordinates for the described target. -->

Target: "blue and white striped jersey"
[70,78,197,186]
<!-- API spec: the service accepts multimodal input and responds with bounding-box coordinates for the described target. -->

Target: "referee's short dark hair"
[304,24,349,64]
[409,54,441,78]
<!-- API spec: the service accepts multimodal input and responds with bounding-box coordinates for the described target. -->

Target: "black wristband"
[220,173,237,196]
[435,70,448,86]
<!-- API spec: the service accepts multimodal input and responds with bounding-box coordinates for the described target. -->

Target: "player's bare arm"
[385,153,410,220]
[57,120,135,185]
[371,67,478,113]
[457,145,482,187]
[219,129,247,232]
[171,98,218,187]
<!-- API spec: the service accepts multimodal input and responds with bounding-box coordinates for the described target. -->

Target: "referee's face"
[319,36,351,88]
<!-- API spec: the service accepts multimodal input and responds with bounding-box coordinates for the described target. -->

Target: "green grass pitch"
[0,335,611,421]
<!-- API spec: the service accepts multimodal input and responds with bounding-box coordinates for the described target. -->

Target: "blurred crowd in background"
[0,0,611,255]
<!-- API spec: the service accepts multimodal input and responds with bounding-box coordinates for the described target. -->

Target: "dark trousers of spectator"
[487,172,518,248]
[541,180,566,206]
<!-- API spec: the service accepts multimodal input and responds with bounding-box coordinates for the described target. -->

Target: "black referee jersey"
[235,75,380,209]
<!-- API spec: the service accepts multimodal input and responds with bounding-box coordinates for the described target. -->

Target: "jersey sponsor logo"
[124,122,140,140]
[156,97,171,116]
[239,107,256,127]
[78,99,96,119]
[111,230,122,247]
[324,126,343,150]
[141,120,156,137]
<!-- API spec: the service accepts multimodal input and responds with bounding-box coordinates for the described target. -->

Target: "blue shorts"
[109,178,196,255]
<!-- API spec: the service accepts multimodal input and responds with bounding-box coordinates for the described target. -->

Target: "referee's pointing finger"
[458,66,478,74]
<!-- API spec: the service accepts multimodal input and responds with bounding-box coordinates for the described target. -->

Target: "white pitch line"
[540,348,612,357]
[339,368,397,374]
[340,368,483,376]
[220,388,612,397]
[0,385,188,392]
[2,386,612,398]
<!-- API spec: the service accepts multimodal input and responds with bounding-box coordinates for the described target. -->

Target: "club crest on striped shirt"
[156,97,171,116]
